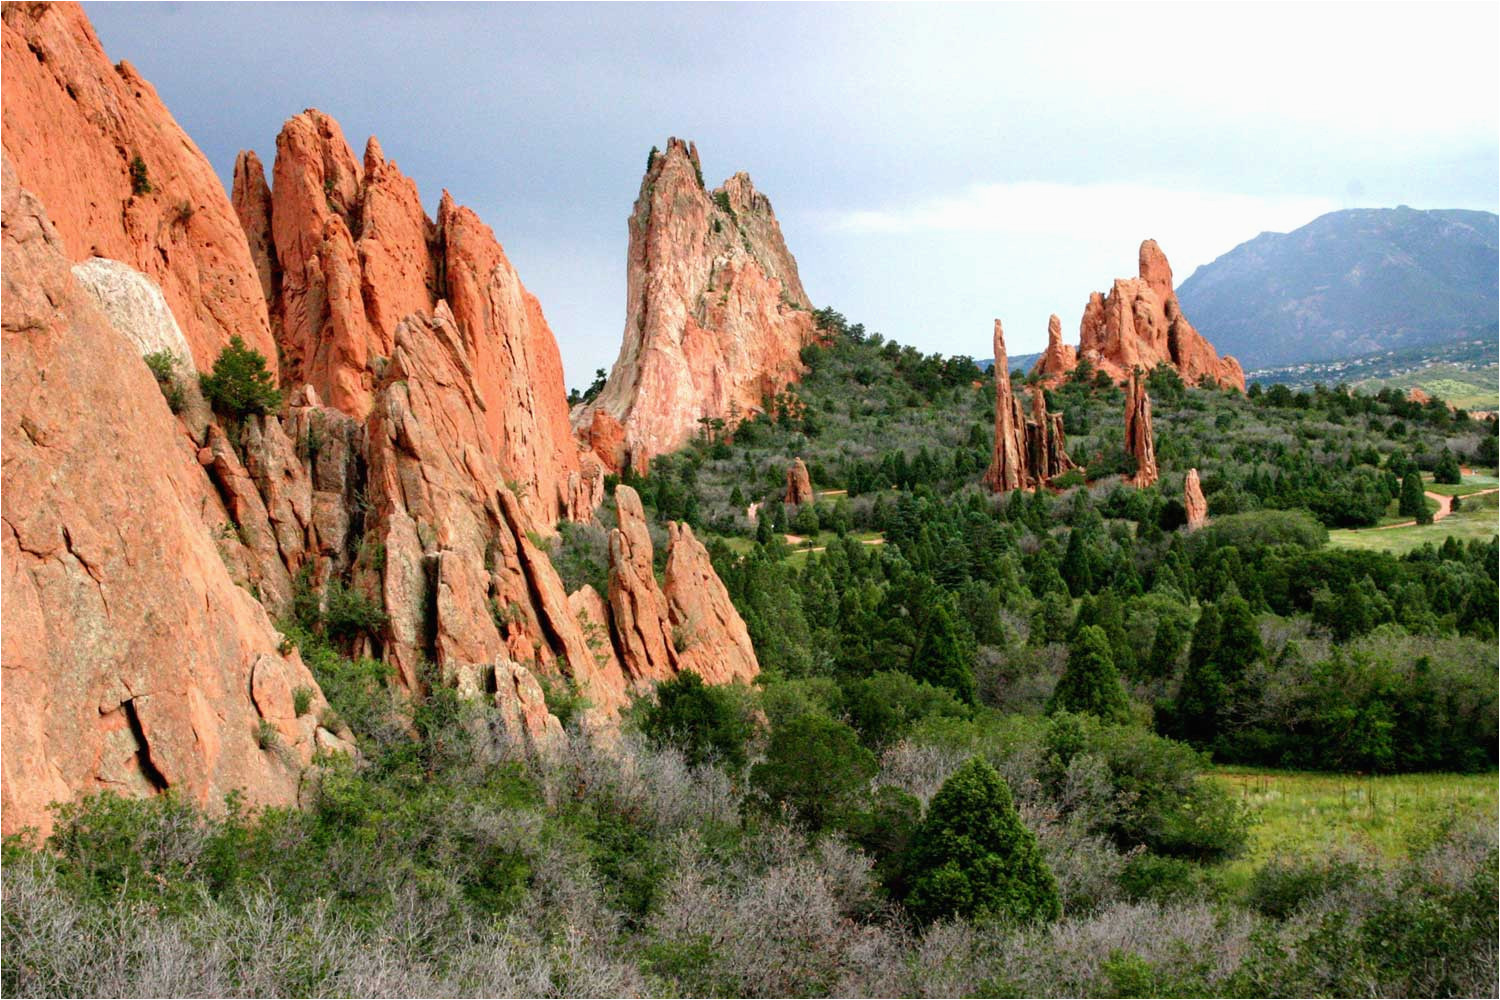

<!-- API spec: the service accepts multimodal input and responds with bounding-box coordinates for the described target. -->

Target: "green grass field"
[1424,472,1500,497]
[1329,490,1498,554]
[1213,767,1499,884]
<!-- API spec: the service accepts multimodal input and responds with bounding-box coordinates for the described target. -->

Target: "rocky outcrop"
[984,320,1030,492]
[1,2,276,369]
[1037,314,1077,377]
[664,523,760,686]
[1125,372,1158,488]
[785,458,814,505]
[1184,468,1208,529]
[572,138,818,471]
[1032,240,1246,392]
[1,6,764,833]
[1026,385,1075,484]
[985,320,1076,492]
[2,159,340,837]
[240,111,586,527]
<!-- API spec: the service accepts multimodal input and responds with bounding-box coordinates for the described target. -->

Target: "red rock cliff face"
[984,320,1076,492]
[1,2,276,369]
[2,159,341,837]
[1,7,763,833]
[1032,240,1246,392]
[237,112,584,528]
[572,138,817,472]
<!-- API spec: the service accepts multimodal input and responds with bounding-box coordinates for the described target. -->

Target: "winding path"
[1368,487,1498,531]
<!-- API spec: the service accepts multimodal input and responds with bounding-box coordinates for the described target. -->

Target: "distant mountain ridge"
[1177,207,1498,369]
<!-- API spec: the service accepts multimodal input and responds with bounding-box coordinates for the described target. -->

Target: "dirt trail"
[1367,487,1498,531]
[783,534,885,554]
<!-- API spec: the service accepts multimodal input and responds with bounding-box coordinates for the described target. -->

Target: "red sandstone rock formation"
[1037,314,1077,377]
[1032,241,1245,392]
[1,6,763,831]
[1184,468,1208,529]
[1,3,276,368]
[237,111,585,527]
[573,138,817,471]
[1125,371,1159,487]
[2,159,341,837]
[664,523,760,686]
[785,458,814,505]
[984,320,1030,492]
[985,320,1076,491]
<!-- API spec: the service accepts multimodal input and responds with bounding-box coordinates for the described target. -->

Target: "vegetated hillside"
[1177,207,1498,369]
[9,305,1498,998]
[1249,333,1499,411]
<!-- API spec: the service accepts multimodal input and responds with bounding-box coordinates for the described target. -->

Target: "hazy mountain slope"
[1177,207,1498,369]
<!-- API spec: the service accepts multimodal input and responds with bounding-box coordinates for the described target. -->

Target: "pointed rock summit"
[572,138,818,472]
[1125,371,1159,488]
[1184,468,1208,529]
[985,320,1075,492]
[1032,240,1245,393]
[1,6,762,833]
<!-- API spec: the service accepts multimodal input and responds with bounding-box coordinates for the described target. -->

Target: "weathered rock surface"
[1037,314,1077,377]
[2,158,331,837]
[1032,240,1246,392]
[1184,468,1208,529]
[1,7,764,833]
[664,523,760,686]
[984,320,1030,492]
[1125,371,1158,487]
[573,138,817,471]
[607,486,679,684]
[1,2,276,368]
[985,320,1075,491]
[785,458,814,505]
[241,111,586,526]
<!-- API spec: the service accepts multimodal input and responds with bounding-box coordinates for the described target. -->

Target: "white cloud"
[827,181,1340,274]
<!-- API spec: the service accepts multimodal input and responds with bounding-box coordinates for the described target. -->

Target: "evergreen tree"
[1399,470,1430,522]
[909,602,977,703]
[1434,448,1462,485]
[1060,526,1094,597]
[1046,625,1129,723]
[904,758,1061,924]
[1146,612,1191,680]
[640,671,752,769]
[749,715,877,832]
[199,335,282,419]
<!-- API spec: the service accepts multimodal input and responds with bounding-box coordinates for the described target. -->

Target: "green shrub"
[322,580,388,642]
[843,670,969,750]
[129,154,151,195]
[539,674,589,731]
[904,757,1060,925]
[748,715,876,832]
[1246,855,1370,919]
[638,671,752,769]
[199,334,282,419]
[141,350,186,412]
[291,686,313,717]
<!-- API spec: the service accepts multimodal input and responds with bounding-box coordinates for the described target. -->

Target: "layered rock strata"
[1032,240,1246,392]
[573,138,818,471]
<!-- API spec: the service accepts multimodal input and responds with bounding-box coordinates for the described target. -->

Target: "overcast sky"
[87,2,1499,387]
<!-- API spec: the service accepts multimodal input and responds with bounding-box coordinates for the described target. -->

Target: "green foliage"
[748,715,876,832]
[1400,470,1430,522]
[1434,447,1463,484]
[843,670,970,750]
[141,350,186,412]
[292,686,313,717]
[129,154,151,195]
[199,334,282,419]
[321,579,388,642]
[904,757,1060,924]
[638,671,752,769]
[1047,625,1129,723]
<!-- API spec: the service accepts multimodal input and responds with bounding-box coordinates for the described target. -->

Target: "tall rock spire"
[572,138,818,472]
[1184,468,1208,529]
[984,320,1029,492]
[1125,371,1159,487]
